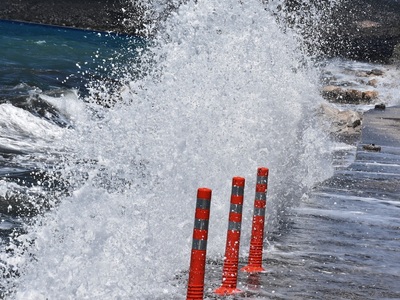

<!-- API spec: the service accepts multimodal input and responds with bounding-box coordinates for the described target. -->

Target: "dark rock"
[362,144,381,152]
[375,103,386,110]
[352,119,362,128]
[322,86,378,104]
[322,85,342,99]
[368,69,384,76]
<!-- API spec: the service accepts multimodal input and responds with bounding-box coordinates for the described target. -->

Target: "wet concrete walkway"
[354,106,400,196]
[361,106,400,148]
[243,106,400,299]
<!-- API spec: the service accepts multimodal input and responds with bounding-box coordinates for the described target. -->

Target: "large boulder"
[318,103,363,143]
[322,86,379,104]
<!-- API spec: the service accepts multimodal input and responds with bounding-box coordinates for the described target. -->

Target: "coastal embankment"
[2,0,400,62]
[323,0,400,62]
[0,0,140,33]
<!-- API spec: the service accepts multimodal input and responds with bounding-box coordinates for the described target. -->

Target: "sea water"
[0,0,399,299]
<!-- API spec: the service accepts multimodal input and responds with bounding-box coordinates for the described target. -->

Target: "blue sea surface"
[0,20,143,231]
[0,20,143,99]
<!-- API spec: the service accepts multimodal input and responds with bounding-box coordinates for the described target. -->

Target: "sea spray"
[2,0,334,298]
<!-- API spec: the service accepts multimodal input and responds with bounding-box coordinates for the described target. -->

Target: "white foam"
[38,89,88,126]
[0,103,65,154]
[3,1,335,298]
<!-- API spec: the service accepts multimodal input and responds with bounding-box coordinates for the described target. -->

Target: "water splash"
[2,0,335,298]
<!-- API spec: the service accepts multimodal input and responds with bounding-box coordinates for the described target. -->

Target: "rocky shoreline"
[317,60,400,146]
[0,0,141,34]
[1,0,400,62]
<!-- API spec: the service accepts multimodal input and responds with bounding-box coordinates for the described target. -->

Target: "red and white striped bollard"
[241,167,269,273]
[187,188,212,300]
[214,177,245,295]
